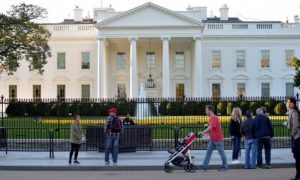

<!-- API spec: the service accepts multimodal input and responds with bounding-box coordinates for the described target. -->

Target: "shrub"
[158,101,168,115]
[249,102,261,115]
[217,102,227,115]
[90,103,101,116]
[181,102,196,116]
[50,103,59,116]
[69,103,80,115]
[274,102,287,115]
[5,103,16,116]
[59,103,70,117]
[239,101,250,115]
[264,101,277,115]
[26,102,37,116]
[194,102,207,115]
[226,102,234,116]
[166,102,182,116]
[36,103,50,117]
[79,103,90,116]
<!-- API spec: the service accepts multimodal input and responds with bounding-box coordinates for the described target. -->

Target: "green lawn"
[0,116,290,139]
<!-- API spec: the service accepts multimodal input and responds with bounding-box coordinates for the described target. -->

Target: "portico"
[95,2,204,98]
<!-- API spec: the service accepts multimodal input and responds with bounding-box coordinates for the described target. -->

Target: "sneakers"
[105,161,110,165]
[68,160,71,164]
[74,160,80,164]
[264,165,271,169]
[113,163,118,166]
[231,160,240,164]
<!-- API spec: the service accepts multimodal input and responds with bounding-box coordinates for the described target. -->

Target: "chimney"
[219,4,229,21]
[294,15,300,23]
[74,6,83,22]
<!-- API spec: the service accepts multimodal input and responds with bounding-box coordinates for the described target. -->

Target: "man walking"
[253,108,274,169]
[104,108,123,165]
[199,105,228,171]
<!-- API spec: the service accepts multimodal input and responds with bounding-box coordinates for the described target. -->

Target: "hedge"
[5,99,287,117]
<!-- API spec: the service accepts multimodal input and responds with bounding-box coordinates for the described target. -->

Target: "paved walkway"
[0,149,295,170]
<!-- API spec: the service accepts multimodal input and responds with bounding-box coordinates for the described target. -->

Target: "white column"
[162,37,170,98]
[129,37,138,98]
[193,37,202,97]
[97,37,107,98]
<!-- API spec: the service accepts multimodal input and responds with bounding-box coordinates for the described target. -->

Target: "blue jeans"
[244,139,257,169]
[256,138,271,167]
[105,135,119,163]
[231,137,241,160]
[203,141,228,169]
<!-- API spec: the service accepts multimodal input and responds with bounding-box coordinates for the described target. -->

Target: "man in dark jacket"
[253,108,274,169]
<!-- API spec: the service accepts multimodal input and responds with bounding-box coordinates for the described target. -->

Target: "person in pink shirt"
[199,105,228,171]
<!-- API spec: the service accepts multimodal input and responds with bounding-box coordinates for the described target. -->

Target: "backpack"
[109,116,122,133]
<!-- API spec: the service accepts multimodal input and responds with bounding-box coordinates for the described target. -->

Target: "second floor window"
[146,52,155,69]
[81,52,90,69]
[236,50,246,68]
[260,50,270,68]
[117,52,126,70]
[211,50,221,69]
[175,52,185,69]
[57,52,66,69]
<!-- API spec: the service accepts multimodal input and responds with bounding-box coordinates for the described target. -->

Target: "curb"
[0,163,294,171]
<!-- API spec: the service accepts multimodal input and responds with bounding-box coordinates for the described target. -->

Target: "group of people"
[68,108,134,165]
[199,97,300,180]
[199,104,274,171]
[67,97,300,179]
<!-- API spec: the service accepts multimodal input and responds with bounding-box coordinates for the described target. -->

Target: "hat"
[108,108,117,114]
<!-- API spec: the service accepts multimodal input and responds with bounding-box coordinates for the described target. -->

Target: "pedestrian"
[104,108,123,165]
[123,114,135,125]
[229,107,242,164]
[240,110,257,169]
[253,108,274,169]
[199,105,228,171]
[285,97,300,180]
[69,114,84,164]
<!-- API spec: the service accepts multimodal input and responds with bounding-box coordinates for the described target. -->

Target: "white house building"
[1,2,300,99]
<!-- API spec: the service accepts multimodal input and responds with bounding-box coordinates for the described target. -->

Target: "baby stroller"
[164,132,198,173]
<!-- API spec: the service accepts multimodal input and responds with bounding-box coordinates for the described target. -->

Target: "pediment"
[282,74,294,79]
[232,74,249,80]
[96,2,203,28]
[53,76,69,81]
[208,75,224,80]
[258,74,273,80]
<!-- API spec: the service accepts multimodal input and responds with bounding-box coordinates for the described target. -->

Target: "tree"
[0,3,51,75]
[293,56,300,88]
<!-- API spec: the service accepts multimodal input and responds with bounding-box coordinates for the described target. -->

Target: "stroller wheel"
[164,165,173,173]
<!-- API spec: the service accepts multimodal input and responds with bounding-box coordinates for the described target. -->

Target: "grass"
[0,115,290,139]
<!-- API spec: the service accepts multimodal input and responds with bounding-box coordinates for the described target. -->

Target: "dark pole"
[1,95,4,127]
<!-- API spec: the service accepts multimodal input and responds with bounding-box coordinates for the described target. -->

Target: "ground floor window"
[57,85,66,99]
[81,84,90,99]
[33,85,41,100]
[117,84,127,98]
[261,83,270,97]
[286,82,294,97]
[212,83,221,98]
[9,85,17,100]
[176,83,185,98]
[236,83,246,97]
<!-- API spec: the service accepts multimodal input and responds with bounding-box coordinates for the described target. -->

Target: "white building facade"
[1,2,300,99]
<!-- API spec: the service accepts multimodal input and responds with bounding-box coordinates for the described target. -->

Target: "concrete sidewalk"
[0,149,295,171]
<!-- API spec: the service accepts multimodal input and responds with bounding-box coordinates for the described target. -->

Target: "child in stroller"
[164,132,198,173]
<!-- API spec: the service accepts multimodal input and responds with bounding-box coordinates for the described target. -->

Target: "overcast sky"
[1,0,300,23]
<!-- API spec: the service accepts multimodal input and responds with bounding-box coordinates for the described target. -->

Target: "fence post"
[296,92,299,106]
[174,127,179,148]
[1,95,4,127]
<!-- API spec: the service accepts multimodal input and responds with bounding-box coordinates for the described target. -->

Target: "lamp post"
[1,95,4,127]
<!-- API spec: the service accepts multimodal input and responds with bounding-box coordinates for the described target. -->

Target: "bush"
[181,102,196,116]
[50,103,59,116]
[217,102,227,115]
[158,101,168,115]
[26,102,37,116]
[249,102,261,115]
[59,103,70,117]
[226,102,234,116]
[90,103,101,116]
[79,103,90,116]
[166,102,182,116]
[69,103,80,115]
[239,101,250,115]
[5,103,16,116]
[264,101,277,115]
[194,102,207,115]
[15,102,26,116]
[36,103,50,117]
[274,102,287,115]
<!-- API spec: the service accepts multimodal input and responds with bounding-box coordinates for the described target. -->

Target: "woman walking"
[286,97,300,180]
[229,107,242,164]
[69,114,84,164]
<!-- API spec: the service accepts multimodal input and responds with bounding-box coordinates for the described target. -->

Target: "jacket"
[288,109,300,140]
[240,118,254,140]
[229,118,242,137]
[253,114,274,139]
[70,122,82,144]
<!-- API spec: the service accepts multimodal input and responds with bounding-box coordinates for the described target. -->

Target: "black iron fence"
[0,96,294,155]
